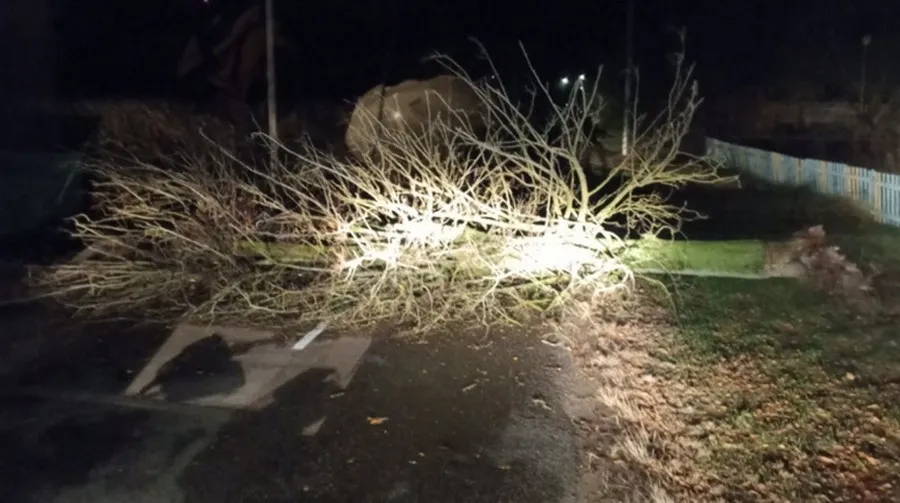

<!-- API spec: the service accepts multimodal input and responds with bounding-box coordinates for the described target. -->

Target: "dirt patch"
[552,289,684,502]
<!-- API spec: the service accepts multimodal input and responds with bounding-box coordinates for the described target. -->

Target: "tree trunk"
[233,236,774,279]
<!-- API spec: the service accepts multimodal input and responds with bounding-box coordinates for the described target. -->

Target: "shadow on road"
[2,307,171,394]
[178,366,344,502]
[178,332,577,503]
[0,396,152,503]
[0,306,576,502]
[137,334,247,402]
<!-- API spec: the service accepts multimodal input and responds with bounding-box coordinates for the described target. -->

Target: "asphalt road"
[0,307,582,503]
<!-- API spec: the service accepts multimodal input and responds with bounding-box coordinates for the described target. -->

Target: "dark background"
[0,0,897,253]
[40,0,874,103]
[3,0,899,124]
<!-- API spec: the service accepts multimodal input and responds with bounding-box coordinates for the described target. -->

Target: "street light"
[860,34,872,112]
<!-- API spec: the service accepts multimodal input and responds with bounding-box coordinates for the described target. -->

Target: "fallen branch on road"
[31,40,736,333]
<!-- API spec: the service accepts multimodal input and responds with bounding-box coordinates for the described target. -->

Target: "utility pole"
[264,0,278,165]
[375,0,397,138]
[622,0,635,156]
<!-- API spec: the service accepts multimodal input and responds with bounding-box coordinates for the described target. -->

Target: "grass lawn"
[657,176,900,501]
[672,275,900,501]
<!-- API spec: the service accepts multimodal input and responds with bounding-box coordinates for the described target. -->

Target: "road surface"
[0,303,583,503]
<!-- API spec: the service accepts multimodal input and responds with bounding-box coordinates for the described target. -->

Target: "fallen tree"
[32,36,744,332]
[230,236,768,274]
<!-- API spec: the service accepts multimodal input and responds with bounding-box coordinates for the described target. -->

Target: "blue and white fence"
[706,138,900,227]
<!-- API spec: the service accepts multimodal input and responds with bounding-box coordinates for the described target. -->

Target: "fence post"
[772,152,783,182]
[817,160,827,193]
[847,166,858,202]
[886,173,898,225]
[874,171,884,223]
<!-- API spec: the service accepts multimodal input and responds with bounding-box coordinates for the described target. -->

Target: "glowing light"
[578,74,586,81]
[560,77,570,86]
[389,220,464,246]
[500,240,598,277]
[333,214,624,287]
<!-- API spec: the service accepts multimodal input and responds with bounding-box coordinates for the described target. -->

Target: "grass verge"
[661,174,900,501]
[566,172,900,501]
[669,272,900,502]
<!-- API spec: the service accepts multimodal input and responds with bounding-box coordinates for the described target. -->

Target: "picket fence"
[705,138,900,227]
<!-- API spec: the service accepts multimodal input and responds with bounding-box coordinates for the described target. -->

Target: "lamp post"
[860,34,871,112]
[265,0,278,165]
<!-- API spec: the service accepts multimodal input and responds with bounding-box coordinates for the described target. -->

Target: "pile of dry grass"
[765,225,876,298]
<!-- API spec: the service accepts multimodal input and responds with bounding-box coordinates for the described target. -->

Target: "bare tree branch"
[31,41,730,333]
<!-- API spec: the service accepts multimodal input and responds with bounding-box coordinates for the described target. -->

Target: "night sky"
[47,0,900,104]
